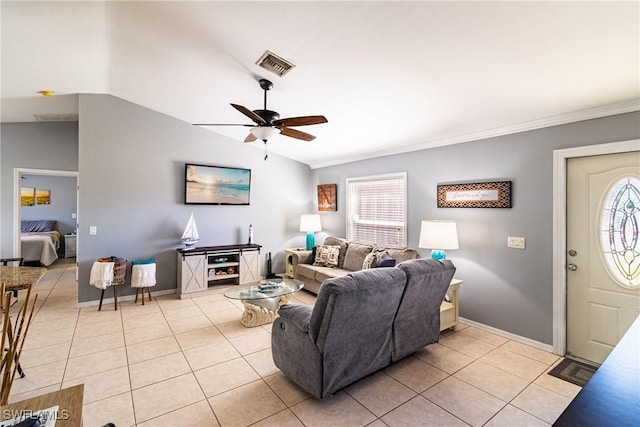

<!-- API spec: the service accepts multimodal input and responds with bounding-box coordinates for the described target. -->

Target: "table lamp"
[419,220,459,260]
[300,214,322,250]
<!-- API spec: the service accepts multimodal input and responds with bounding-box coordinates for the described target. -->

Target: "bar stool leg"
[99,289,105,311]
[135,288,139,304]
[147,287,152,303]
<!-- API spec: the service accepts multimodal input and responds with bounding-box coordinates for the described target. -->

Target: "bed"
[21,220,60,266]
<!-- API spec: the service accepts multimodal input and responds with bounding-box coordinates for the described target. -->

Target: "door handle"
[567,263,578,271]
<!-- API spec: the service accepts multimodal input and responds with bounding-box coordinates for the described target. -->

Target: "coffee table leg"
[240,295,291,327]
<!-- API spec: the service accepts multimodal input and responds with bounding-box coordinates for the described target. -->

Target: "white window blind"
[346,172,407,247]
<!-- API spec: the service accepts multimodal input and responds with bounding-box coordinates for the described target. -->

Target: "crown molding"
[309,99,640,169]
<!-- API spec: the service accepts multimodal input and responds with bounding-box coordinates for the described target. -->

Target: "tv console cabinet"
[177,244,261,299]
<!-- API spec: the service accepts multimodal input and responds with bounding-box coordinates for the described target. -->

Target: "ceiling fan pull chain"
[264,141,269,161]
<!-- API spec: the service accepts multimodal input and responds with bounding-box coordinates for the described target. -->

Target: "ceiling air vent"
[256,50,295,77]
[34,113,79,122]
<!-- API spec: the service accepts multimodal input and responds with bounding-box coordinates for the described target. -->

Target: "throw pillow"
[309,246,317,264]
[375,251,396,268]
[313,245,340,267]
[323,237,349,268]
[362,252,377,269]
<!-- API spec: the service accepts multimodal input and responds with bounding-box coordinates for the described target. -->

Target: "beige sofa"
[291,236,420,294]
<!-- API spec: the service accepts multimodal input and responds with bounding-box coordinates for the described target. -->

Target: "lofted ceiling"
[2,1,638,168]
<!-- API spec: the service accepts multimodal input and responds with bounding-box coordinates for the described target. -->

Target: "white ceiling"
[2,1,638,168]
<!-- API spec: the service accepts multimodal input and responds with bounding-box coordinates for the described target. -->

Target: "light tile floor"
[7,259,581,426]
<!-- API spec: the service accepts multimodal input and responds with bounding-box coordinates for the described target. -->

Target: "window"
[346,172,407,247]
[600,176,640,288]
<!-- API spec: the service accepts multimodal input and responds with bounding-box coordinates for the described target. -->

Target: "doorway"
[13,168,79,263]
[552,139,640,360]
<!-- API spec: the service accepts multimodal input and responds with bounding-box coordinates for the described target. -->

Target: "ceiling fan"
[194,79,328,146]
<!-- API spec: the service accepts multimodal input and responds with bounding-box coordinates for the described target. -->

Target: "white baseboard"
[459,316,556,354]
[76,289,176,309]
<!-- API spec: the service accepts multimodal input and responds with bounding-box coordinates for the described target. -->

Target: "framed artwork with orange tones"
[317,184,337,211]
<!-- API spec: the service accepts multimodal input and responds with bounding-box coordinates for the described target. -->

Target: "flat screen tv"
[185,163,251,205]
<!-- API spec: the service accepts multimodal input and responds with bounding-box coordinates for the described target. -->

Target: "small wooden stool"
[131,261,156,305]
[92,257,127,311]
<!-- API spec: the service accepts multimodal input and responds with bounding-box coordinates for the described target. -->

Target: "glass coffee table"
[224,278,304,327]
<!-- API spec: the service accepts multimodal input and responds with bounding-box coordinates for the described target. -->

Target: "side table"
[284,248,306,278]
[65,234,77,258]
[440,279,462,331]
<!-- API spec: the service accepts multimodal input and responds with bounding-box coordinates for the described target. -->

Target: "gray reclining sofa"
[271,258,455,399]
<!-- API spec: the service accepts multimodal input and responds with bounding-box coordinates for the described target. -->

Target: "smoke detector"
[256,51,295,77]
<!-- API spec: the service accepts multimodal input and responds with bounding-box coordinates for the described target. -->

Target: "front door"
[566,151,640,364]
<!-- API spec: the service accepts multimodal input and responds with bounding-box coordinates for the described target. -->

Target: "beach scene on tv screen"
[186,164,250,204]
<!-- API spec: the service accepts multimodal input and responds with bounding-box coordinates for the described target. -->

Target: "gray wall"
[3,101,638,345]
[0,122,79,256]
[312,111,640,345]
[77,94,313,303]
[21,174,77,238]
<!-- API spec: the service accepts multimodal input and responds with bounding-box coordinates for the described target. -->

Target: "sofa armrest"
[278,304,313,333]
[272,305,323,398]
[291,249,314,267]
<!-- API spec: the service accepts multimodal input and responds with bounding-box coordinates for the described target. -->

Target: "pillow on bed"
[21,220,57,232]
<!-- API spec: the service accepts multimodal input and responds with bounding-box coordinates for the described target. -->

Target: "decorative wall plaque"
[437,181,512,208]
[317,184,337,211]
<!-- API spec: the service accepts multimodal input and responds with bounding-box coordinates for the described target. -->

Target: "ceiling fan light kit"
[195,78,328,159]
[250,126,279,141]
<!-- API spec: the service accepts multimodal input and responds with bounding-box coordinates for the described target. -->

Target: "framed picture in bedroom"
[317,184,337,211]
[21,187,35,206]
[36,189,51,205]
[184,163,251,205]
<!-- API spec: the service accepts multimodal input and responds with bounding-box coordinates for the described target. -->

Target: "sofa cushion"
[323,237,349,268]
[308,268,408,396]
[393,259,456,361]
[343,242,373,271]
[296,264,321,281]
[314,245,340,267]
[315,267,349,283]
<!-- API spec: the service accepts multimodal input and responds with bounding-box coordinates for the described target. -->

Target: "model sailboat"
[181,212,200,249]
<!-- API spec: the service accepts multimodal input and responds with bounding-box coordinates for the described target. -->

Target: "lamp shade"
[419,220,459,250]
[300,214,322,232]
[250,126,279,141]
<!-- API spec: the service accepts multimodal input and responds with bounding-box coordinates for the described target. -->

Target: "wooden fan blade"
[244,133,257,143]
[280,127,316,141]
[231,103,266,125]
[273,115,328,127]
[193,123,252,126]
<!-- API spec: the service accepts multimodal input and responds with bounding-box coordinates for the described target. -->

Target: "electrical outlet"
[89,226,97,235]
[508,236,525,249]
[71,213,77,219]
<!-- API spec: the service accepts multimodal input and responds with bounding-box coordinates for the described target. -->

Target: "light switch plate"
[89,226,97,235]
[508,236,525,249]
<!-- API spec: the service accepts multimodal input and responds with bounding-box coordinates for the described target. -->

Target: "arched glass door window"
[600,176,640,288]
